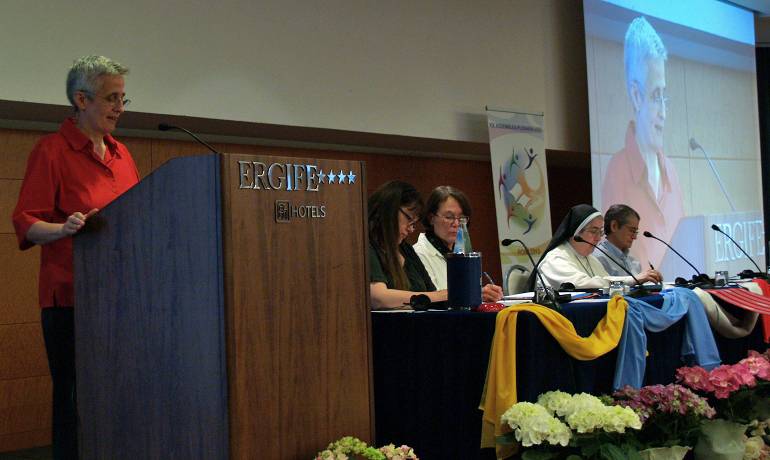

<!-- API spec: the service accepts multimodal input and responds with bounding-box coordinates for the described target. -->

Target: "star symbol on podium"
[317,169,327,184]
[337,170,346,184]
[328,171,337,183]
[347,171,356,183]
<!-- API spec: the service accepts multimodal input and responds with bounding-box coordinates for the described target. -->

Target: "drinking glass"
[714,270,729,287]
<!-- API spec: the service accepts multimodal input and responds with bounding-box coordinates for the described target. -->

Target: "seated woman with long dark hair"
[368,181,448,310]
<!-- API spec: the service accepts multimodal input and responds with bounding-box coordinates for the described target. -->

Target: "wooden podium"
[73,153,373,459]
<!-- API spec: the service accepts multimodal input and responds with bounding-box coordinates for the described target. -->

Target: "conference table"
[370,295,769,460]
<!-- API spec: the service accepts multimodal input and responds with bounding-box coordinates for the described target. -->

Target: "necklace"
[576,255,595,277]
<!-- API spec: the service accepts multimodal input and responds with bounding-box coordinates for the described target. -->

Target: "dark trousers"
[41,307,78,460]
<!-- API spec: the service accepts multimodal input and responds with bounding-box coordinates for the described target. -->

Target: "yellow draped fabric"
[479,297,628,456]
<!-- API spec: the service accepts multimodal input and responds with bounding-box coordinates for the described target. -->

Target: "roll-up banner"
[487,107,553,280]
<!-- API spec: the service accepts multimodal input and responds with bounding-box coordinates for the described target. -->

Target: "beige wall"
[0,0,589,153]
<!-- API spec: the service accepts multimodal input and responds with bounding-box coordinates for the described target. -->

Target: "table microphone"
[643,231,712,287]
[573,236,651,298]
[711,224,766,278]
[501,238,562,312]
[158,123,221,154]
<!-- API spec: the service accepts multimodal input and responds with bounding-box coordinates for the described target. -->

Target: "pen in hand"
[484,271,495,285]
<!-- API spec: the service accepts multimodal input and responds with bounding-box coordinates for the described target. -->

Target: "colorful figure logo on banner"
[497,145,546,234]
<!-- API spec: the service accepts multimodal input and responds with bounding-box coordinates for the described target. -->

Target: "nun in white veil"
[527,204,658,290]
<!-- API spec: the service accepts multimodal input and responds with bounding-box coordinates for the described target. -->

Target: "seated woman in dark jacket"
[368,181,447,310]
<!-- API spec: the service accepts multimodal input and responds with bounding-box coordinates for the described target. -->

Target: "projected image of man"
[602,17,684,271]
[594,204,662,283]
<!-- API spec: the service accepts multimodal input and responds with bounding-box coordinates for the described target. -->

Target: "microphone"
[502,238,562,312]
[573,236,651,298]
[689,138,735,212]
[643,231,713,287]
[711,224,765,278]
[158,123,221,154]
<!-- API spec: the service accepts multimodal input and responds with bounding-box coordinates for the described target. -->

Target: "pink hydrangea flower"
[741,356,770,380]
[676,366,713,392]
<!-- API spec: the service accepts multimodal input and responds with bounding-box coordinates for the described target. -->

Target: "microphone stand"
[502,238,562,312]
[573,236,652,298]
[158,123,222,154]
[643,231,713,288]
[690,138,736,212]
[711,224,767,279]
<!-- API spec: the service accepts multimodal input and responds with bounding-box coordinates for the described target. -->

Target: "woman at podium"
[412,185,503,302]
[11,55,140,460]
[368,181,448,310]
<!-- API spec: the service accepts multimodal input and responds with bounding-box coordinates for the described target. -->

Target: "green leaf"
[522,449,560,460]
[621,443,644,460]
[579,438,601,457]
[599,444,629,460]
[495,432,521,445]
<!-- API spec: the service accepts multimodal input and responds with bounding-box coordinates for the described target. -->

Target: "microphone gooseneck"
[157,123,221,155]
[711,224,765,277]
[643,231,713,287]
[573,235,651,298]
[689,137,736,212]
[502,238,562,312]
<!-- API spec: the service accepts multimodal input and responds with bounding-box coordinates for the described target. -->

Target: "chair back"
[504,264,531,296]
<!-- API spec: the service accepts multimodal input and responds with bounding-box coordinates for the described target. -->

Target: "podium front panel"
[75,154,228,459]
[221,154,372,459]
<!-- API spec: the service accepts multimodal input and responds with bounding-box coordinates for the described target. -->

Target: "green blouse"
[369,241,437,292]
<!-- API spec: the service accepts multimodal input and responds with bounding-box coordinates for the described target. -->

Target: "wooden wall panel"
[150,138,227,170]
[0,179,21,234]
[0,234,39,324]
[120,137,153,180]
[0,324,48,381]
[0,428,51,453]
[0,376,51,436]
[0,128,46,180]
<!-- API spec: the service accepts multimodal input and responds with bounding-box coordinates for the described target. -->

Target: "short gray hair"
[604,204,640,235]
[66,55,129,112]
[624,17,667,99]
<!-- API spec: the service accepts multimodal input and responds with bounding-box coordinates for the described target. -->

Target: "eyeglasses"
[81,90,130,108]
[581,227,604,238]
[622,224,639,236]
[399,208,419,229]
[635,81,669,111]
[438,214,469,225]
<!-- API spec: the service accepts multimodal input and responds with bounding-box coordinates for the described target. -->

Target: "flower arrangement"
[496,390,643,459]
[314,437,418,460]
[676,352,770,425]
[742,434,770,460]
[611,384,716,449]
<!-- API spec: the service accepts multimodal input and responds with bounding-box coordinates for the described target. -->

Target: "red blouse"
[12,118,140,307]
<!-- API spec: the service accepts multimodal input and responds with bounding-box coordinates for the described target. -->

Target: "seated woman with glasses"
[412,186,503,302]
[527,204,660,290]
[368,181,448,310]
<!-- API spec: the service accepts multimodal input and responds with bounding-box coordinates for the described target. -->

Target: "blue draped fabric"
[614,287,721,389]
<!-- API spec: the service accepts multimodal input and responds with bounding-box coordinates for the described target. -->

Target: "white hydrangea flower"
[565,403,641,433]
[537,390,573,416]
[501,401,572,447]
[563,393,605,418]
